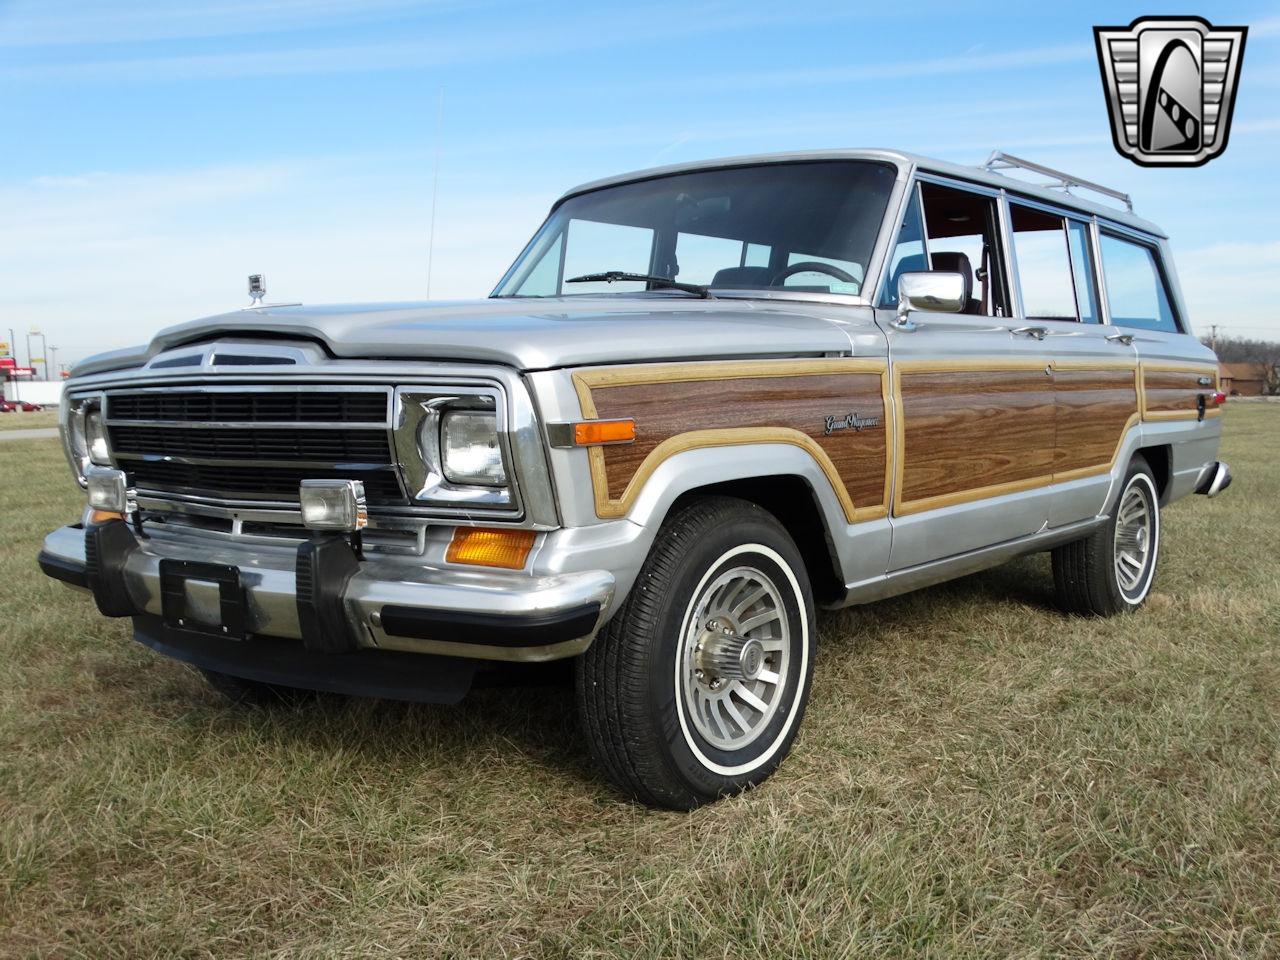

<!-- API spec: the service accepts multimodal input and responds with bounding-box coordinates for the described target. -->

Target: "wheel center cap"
[696,621,766,683]
[739,639,765,681]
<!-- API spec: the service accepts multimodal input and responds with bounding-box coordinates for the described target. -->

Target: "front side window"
[494,161,896,299]
[918,182,1010,316]
[1010,204,1079,322]
[1099,233,1180,332]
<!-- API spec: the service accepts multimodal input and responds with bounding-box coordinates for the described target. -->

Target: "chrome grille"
[108,425,392,464]
[104,386,403,506]
[122,461,404,503]
[108,389,387,424]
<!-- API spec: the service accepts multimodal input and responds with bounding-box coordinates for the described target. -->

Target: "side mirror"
[894,271,968,329]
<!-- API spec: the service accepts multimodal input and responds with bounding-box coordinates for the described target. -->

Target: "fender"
[531,441,890,620]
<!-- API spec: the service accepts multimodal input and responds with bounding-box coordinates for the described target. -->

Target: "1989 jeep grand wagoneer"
[39,149,1231,809]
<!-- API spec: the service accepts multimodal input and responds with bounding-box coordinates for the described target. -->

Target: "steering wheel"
[768,261,859,287]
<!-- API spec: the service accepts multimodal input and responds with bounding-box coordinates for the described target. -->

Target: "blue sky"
[2,0,1277,366]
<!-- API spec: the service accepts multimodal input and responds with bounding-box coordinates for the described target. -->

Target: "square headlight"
[440,409,507,486]
[63,395,111,483]
[84,408,111,466]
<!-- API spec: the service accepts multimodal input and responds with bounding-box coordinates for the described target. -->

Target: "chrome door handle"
[1010,326,1048,340]
[1105,332,1135,346]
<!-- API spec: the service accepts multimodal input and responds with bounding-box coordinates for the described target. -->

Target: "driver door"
[879,177,1057,571]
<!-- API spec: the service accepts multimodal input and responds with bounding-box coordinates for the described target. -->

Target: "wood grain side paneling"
[574,360,891,522]
[894,363,1056,515]
[1053,366,1140,482]
[1141,362,1221,422]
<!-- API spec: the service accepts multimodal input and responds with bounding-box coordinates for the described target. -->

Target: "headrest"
[929,251,973,302]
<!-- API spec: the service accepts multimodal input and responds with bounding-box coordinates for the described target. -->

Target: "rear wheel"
[1053,456,1161,616]
[576,497,816,809]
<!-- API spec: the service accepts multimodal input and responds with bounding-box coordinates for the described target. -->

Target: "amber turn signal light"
[573,419,636,446]
[446,527,537,569]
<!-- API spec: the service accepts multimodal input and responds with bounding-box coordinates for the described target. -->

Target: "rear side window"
[1010,204,1078,321]
[1099,234,1180,332]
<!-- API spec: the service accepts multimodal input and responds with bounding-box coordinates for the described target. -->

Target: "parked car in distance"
[39,149,1231,809]
[1,399,43,412]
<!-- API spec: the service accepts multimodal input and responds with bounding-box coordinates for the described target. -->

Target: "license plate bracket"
[159,559,246,640]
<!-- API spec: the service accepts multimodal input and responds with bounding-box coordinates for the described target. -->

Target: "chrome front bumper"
[38,522,615,663]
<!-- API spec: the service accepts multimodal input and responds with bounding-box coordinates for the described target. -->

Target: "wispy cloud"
[0,2,876,82]
[1252,15,1280,38]
[4,35,522,82]
[618,42,1095,98]
[1175,240,1280,337]
[0,160,545,361]
[0,0,454,47]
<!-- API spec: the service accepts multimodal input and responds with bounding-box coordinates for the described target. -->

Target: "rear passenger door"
[1096,228,1222,496]
[1005,199,1142,526]
[878,177,1057,571]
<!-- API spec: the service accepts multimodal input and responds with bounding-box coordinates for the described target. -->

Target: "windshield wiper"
[565,271,714,299]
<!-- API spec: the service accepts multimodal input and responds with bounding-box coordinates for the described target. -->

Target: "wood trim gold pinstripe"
[570,355,1170,526]
[1139,361,1222,422]
[891,358,1142,516]
[572,359,892,522]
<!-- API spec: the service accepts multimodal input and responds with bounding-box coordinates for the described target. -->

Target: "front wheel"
[576,497,816,809]
[1053,456,1161,616]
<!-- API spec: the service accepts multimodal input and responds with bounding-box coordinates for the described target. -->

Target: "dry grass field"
[1,407,1277,958]
[0,409,58,430]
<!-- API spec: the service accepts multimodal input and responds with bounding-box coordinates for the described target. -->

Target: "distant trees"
[1203,337,1280,395]
[1202,336,1280,364]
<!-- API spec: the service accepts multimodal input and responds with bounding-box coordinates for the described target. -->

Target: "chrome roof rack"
[982,151,1133,213]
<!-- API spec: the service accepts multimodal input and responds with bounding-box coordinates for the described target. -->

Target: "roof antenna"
[426,86,444,298]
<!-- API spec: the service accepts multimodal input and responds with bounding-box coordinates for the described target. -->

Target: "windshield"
[492,160,896,299]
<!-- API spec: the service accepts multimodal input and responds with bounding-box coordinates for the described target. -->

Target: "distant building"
[1219,362,1272,396]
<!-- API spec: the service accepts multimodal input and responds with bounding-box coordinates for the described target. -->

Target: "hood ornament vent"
[247,273,266,308]
[241,273,301,310]
[145,340,314,371]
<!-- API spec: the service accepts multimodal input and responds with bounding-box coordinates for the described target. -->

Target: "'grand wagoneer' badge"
[824,413,881,435]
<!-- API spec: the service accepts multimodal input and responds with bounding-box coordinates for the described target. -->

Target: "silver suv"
[39,149,1231,809]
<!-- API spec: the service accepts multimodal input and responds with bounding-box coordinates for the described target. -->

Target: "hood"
[72,296,874,377]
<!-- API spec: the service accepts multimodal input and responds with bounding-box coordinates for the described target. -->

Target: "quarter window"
[1099,234,1179,332]
[878,188,927,307]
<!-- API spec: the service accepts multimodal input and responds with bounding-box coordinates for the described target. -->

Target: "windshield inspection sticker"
[1094,16,1247,167]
